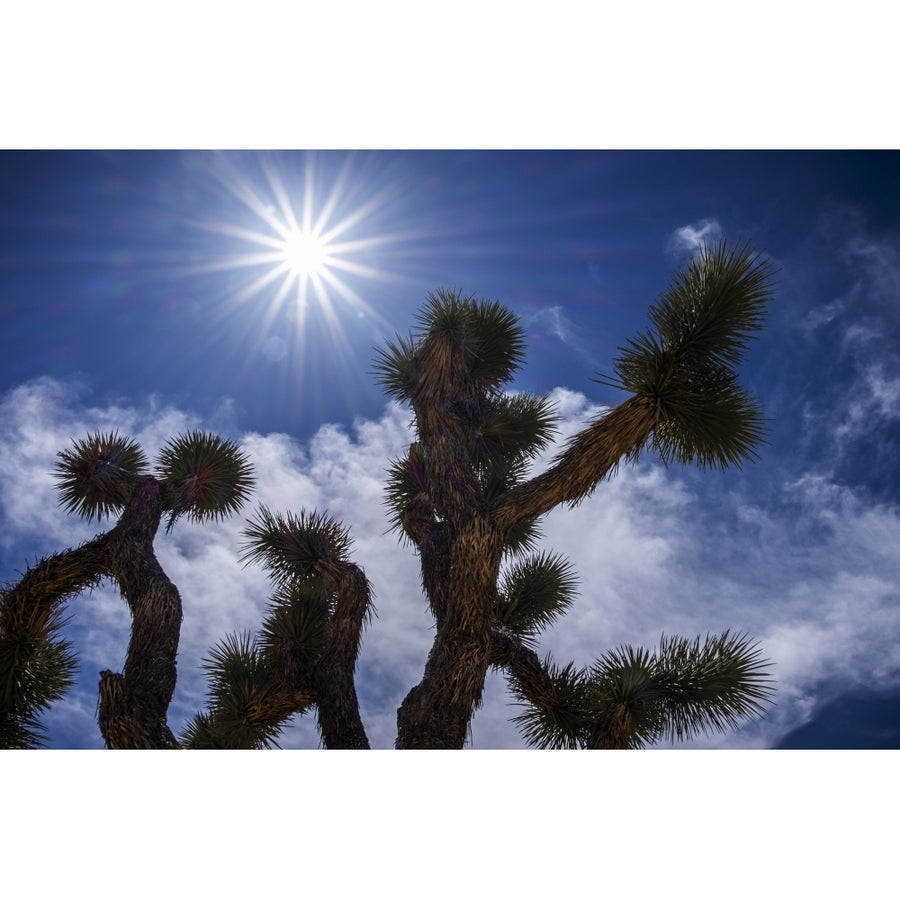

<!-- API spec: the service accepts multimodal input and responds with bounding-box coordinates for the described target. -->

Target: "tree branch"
[312,562,372,749]
[495,396,655,533]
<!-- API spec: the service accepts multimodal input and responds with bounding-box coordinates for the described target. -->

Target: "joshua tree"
[0,432,253,748]
[1,241,775,750]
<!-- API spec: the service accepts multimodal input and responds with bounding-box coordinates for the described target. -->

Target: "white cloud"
[2,378,899,749]
[532,305,576,344]
[523,306,600,366]
[669,218,723,255]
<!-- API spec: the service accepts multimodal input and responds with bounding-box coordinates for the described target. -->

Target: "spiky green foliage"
[156,431,255,532]
[383,444,431,542]
[187,631,285,749]
[0,640,77,748]
[383,392,556,549]
[603,241,776,469]
[383,393,554,531]
[511,631,773,750]
[510,658,591,750]
[586,631,775,748]
[258,580,333,669]
[0,603,77,749]
[373,289,527,403]
[53,431,148,521]
[182,585,331,750]
[460,392,558,478]
[372,333,421,403]
[494,552,578,644]
[179,711,226,749]
[241,506,353,584]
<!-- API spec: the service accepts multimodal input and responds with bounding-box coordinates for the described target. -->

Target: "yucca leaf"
[195,631,285,749]
[601,241,776,470]
[258,580,333,670]
[241,506,353,583]
[495,551,578,642]
[510,657,591,749]
[383,444,434,541]
[53,431,148,521]
[587,631,774,747]
[156,431,255,532]
[373,290,526,405]
[461,392,558,473]
[371,333,419,402]
[647,631,775,742]
[651,241,775,368]
[179,711,225,749]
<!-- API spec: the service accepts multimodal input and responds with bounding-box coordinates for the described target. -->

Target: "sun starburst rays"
[168,153,428,420]
[185,157,414,332]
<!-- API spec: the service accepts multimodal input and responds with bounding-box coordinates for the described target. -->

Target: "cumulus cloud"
[2,378,899,749]
[669,218,723,255]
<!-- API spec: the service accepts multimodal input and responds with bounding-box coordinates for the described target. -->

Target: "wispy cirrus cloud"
[523,305,600,368]
[789,209,900,488]
[526,305,580,346]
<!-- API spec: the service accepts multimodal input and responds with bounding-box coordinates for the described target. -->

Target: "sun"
[193,154,402,321]
[278,227,330,281]
[184,152,412,384]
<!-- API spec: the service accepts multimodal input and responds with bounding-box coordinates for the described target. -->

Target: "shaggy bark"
[312,563,372,749]
[2,477,184,748]
[586,710,636,750]
[396,516,502,749]
[99,477,182,749]
[495,396,656,533]
[0,538,109,641]
[489,630,561,712]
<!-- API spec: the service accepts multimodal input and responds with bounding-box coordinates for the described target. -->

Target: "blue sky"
[2,149,898,750]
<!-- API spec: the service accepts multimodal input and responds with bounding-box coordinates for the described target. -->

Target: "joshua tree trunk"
[396,515,503,749]
[98,477,182,749]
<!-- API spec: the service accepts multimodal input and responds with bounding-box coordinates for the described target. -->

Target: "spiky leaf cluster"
[187,506,359,749]
[258,580,333,676]
[54,431,148,521]
[182,632,286,749]
[510,658,592,749]
[241,506,353,584]
[373,289,527,404]
[494,552,578,645]
[511,631,773,749]
[458,392,558,483]
[384,393,557,545]
[588,631,775,746]
[605,242,775,469]
[157,431,255,532]
[0,602,77,748]
[185,530,340,748]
